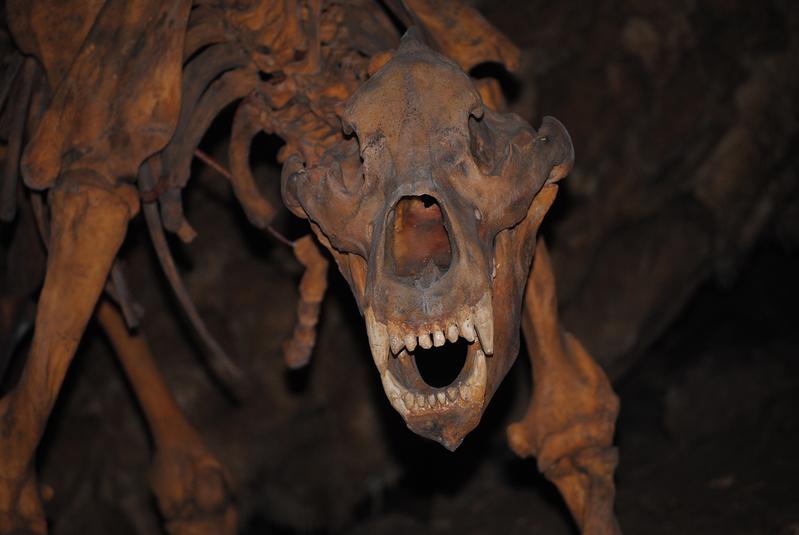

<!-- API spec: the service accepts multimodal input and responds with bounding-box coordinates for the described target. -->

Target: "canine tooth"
[388,323,405,355]
[473,293,494,355]
[419,332,433,349]
[428,393,436,406]
[433,329,446,347]
[460,314,476,342]
[416,393,426,408]
[403,392,415,410]
[381,370,408,416]
[445,324,458,343]
[446,386,459,401]
[404,334,417,352]
[469,350,488,390]
[365,307,389,373]
[436,391,446,404]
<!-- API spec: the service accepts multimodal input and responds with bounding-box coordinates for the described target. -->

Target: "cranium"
[283,33,573,450]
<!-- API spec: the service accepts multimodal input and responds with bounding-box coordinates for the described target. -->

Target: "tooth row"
[381,350,488,417]
[382,293,494,357]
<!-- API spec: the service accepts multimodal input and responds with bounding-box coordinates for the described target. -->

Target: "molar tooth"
[446,386,459,401]
[436,391,446,404]
[460,313,476,343]
[416,393,426,408]
[446,324,459,343]
[459,384,471,401]
[428,393,436,406]
[403,392,415,411]
[473,293,494,355]
[404,334,417,352]
[433,329,446,347]
[365,307,389,373]
[418,332,433,349]
[388,323,405,355]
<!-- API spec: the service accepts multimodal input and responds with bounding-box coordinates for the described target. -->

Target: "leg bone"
[0,177,135,534]
[507,240,621,535]
[96,300,237,535]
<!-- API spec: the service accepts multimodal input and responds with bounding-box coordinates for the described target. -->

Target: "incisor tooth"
[404,334,417,352]
[436,391,446,404]
[433,330,446,347]
[460,314,476,342]
[473,293,494,355]
[365,307,389,373]
[446,324,459,343]
[388,323,405,355]
[419,332,432,349]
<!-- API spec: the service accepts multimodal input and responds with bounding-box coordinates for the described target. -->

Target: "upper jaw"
[365,291,494,375]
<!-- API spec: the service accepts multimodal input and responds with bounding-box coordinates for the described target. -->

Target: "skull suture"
[283,34,574,450]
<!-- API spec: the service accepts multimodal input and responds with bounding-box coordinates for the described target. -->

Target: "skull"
[282,34,573,450]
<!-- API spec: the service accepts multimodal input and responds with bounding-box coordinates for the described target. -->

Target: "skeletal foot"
[0,471,47,535]
[150,448,237,535]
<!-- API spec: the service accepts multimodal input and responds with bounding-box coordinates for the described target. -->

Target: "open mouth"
[382,337,487,415]
[364,290,493,417]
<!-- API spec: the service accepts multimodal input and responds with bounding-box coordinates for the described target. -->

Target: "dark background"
[3,1,799,533]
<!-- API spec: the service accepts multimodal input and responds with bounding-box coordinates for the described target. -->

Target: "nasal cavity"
[389,195,452,284]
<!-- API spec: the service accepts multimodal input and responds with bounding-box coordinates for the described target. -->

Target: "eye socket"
[468,114,495,173]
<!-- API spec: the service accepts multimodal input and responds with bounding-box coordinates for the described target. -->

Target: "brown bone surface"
[0,1,621,533]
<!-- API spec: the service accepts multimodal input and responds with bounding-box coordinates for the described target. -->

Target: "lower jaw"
[380,340,488,450]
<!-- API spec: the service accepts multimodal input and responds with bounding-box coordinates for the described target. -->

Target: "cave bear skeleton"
[0,1,621,533]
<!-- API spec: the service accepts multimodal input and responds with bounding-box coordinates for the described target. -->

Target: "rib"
[227,95,276,228]
[139,161,248,401]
